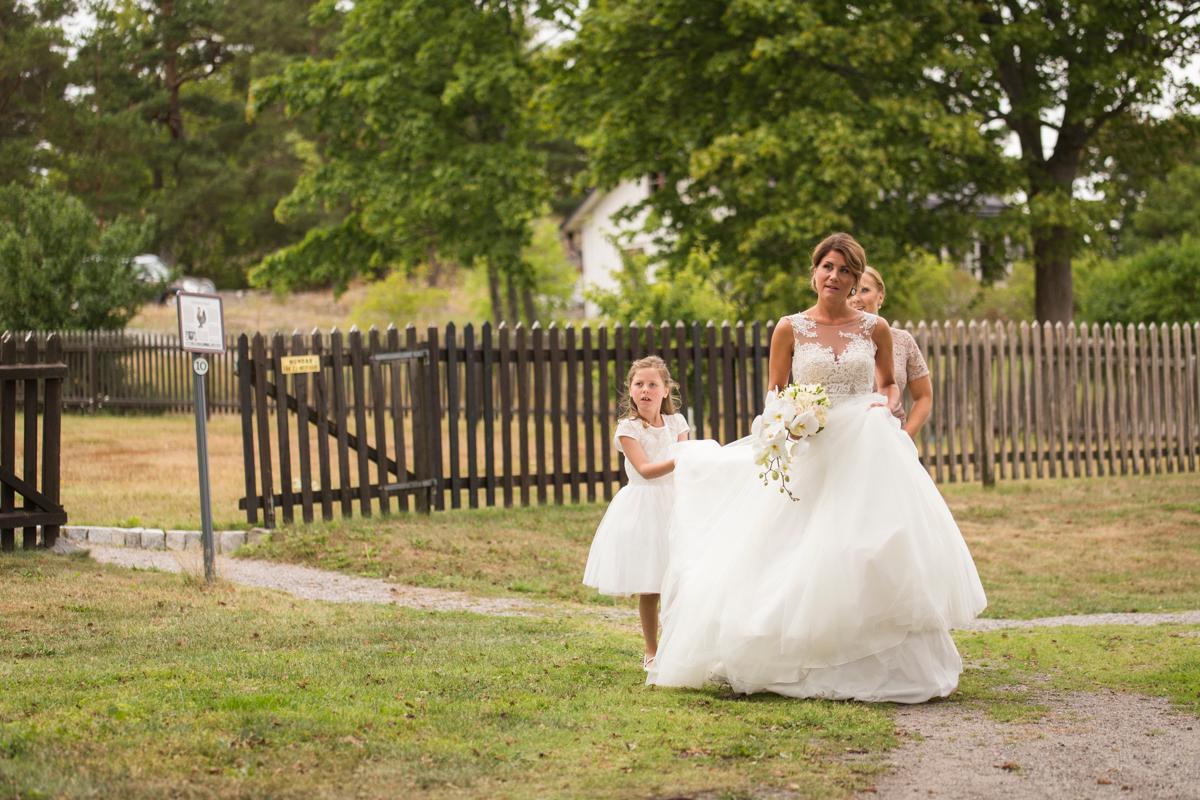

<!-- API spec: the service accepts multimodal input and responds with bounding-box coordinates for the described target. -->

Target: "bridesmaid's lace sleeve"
[905,334,930,381]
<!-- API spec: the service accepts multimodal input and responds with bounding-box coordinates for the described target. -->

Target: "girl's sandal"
[642,654,657,671]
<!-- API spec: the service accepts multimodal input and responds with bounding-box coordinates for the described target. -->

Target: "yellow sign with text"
[280,355,321,375]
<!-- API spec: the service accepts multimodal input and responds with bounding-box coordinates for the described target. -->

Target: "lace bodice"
[789,311,878,401]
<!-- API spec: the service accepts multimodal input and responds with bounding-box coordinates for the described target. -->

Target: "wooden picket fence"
[0,334,67,550]
[236,319,1200,527]
[1,330,240,413]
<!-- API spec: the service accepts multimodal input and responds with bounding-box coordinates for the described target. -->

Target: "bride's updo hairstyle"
[809,232,867,296]
[618,355,681,423]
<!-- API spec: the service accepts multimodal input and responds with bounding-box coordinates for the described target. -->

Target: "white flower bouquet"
[751,383,830,501]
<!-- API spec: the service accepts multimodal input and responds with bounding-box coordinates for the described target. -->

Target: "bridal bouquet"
[751,383,830,501]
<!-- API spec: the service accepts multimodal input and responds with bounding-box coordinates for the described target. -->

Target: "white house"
[560,177,659,316]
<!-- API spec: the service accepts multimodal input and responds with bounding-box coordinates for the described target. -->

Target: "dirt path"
[863,689,1200,799]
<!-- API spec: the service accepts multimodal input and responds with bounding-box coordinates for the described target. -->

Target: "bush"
[874,252,981,323]
[351,265,460,329]
[0,183,152,330]
[1076,236,1200,324]
[588,243,738,324]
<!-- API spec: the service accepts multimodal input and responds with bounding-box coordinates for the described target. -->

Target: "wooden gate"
[237,327,439,528]
[0,334,67,550]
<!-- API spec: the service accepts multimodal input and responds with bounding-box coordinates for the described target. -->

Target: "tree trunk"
[521,283,536,325]
[486,262,503,325]
[425,249,442,287]
[505,271,520,324]
[1032,225,1074,323]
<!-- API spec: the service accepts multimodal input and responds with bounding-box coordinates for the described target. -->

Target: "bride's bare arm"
[870,318,901,413]
[768,318,795,394]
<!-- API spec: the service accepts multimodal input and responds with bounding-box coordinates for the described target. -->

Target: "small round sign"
[192,356,210,376]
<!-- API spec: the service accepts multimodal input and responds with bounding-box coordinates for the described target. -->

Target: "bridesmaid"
[850,266,932,439]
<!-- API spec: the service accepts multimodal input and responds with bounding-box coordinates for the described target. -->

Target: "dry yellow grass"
[128,287,368,334]
[50,413,249,529]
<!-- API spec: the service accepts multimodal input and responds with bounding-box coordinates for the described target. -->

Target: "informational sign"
[176,291,223,583]
[176,292,225,354]
[280,354,321,375]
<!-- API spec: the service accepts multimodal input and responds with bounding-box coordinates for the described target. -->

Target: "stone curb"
[62,525,269,554]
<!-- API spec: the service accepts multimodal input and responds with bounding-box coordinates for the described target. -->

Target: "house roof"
[560,188,604,234]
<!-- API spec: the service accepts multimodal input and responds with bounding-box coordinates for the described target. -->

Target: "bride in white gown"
[648,233,986,703]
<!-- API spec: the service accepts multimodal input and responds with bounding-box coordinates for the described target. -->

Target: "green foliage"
[1129,157,1200,248]
[878,253,982,324]
[545,0,1007,321]
[521,216,580,321]
[251,0,552,314]
[0,183,152,330]
[0,0,73,186]
[1076,236,1200,324]
[350,266,457,329]
[56,0,333,288]
[588,243,738,324]
[547,1,1200,321]
[973,261,1036,323]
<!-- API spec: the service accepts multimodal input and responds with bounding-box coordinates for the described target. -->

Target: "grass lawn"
[2,554,1198,799]
[0,553,895,799]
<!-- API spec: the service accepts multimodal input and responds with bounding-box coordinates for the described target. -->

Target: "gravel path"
[864,689,1200,799]
[84,545,542,616]
[84,543,1200,629]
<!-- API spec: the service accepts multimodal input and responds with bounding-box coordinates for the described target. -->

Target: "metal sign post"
[176,291,225,583]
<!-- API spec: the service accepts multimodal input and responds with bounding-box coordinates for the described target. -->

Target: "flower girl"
[583,356,689,669]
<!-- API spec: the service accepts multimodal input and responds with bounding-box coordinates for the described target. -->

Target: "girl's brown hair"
[617,355,681,422]
[809,232,868,295]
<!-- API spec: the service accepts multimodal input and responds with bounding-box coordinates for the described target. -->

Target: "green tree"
[1126,148,1200,247]
[933,1,1200,321]
[0,0,74,185]
[546,1,1199,322]
[0,183,152,330]
[250,0,565,322]
[60,0,332,287]
[544,1,1011,320]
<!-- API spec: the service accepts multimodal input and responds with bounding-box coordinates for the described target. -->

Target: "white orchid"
[749,383,830,501]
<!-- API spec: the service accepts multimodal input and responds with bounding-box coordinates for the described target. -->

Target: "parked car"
[133,254,217,303]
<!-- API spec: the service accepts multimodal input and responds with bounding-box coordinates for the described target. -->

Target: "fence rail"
[0,334,67,550]
[232,319,1200,527]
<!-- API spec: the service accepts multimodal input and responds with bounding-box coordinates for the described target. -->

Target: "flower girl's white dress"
[648,312,986,702]
[583,413,690,596]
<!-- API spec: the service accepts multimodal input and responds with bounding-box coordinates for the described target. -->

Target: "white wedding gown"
[648,311,987,703]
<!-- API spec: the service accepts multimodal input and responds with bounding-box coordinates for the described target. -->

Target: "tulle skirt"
[648,393,986,703]
[583,483,674,596]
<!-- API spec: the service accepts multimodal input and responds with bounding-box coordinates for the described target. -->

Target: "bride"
[647,233,987,703]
